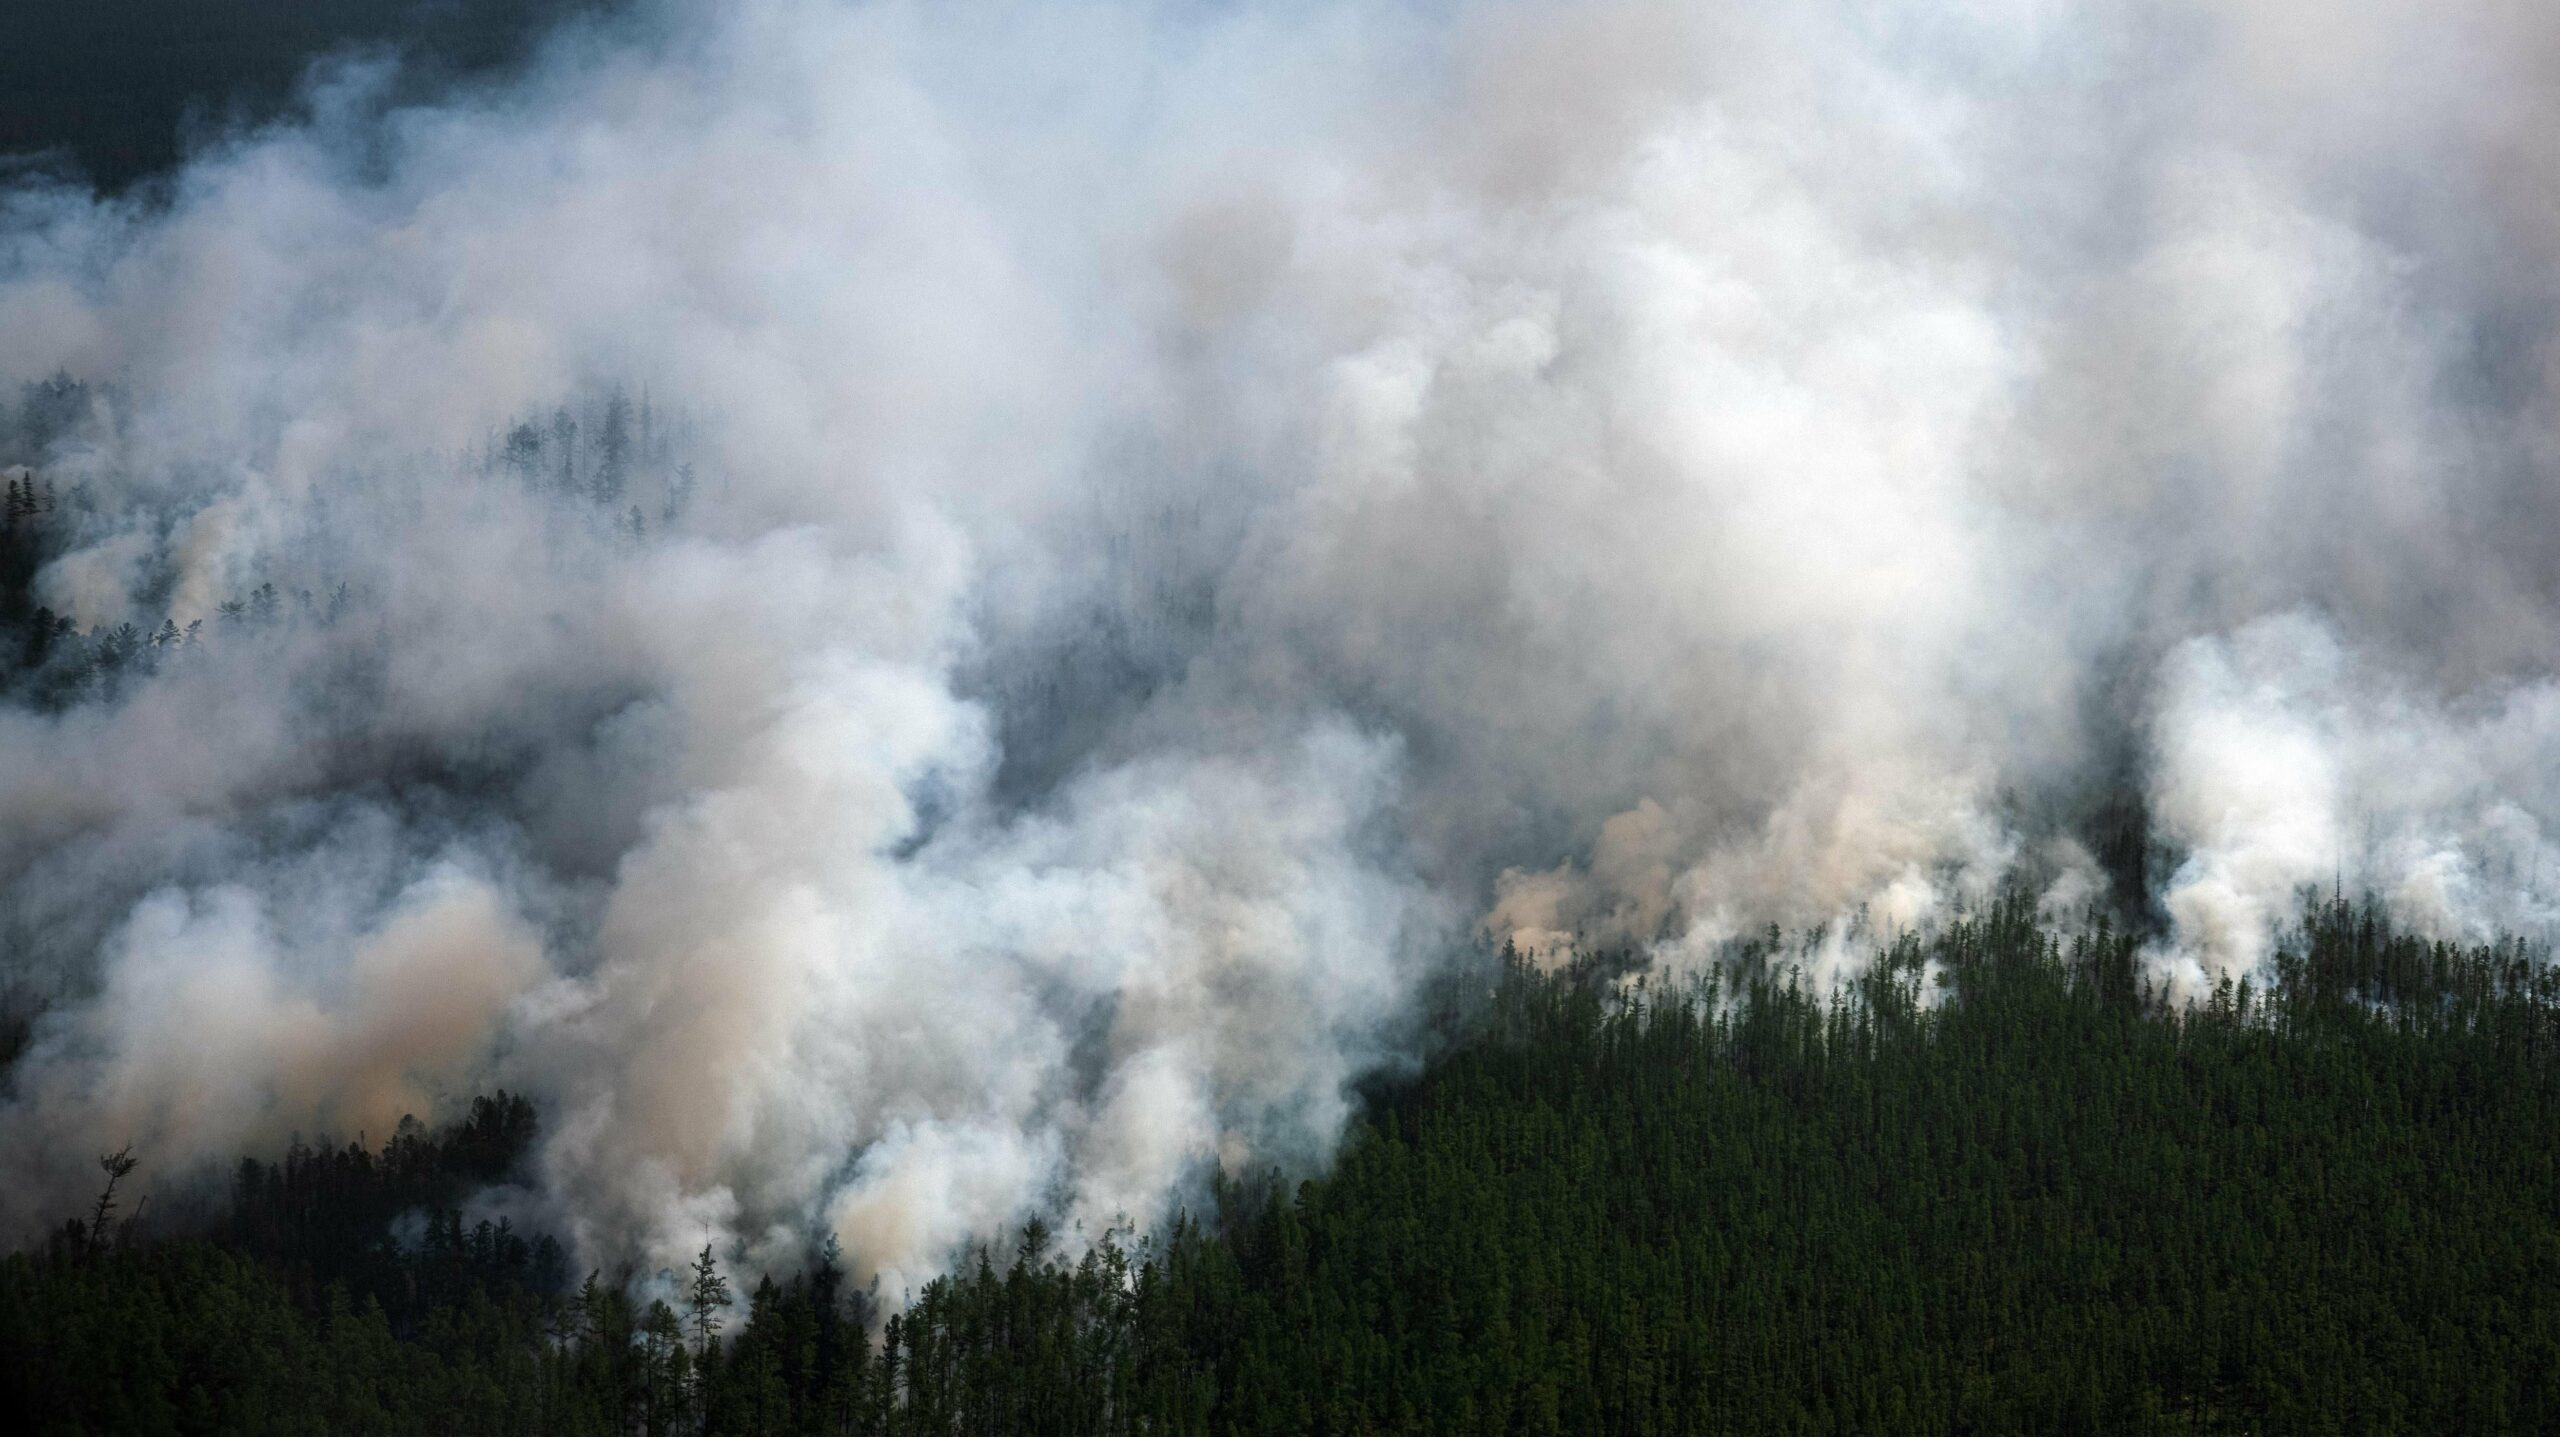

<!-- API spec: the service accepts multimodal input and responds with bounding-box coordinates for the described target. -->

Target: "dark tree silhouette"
[84,1146,137,1258]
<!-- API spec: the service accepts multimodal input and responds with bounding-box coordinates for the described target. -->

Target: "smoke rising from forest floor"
[5,0,2560,1296]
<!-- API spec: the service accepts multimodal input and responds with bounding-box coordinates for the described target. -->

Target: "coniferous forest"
[8,896,2558,1435]
[15,5,2560,1436]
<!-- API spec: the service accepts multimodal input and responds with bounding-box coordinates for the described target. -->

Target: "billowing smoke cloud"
[4,0,2560,1289]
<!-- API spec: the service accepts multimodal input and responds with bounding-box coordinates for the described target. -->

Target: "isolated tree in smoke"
[82,1146,135,1258]
[689,1240,733,1359]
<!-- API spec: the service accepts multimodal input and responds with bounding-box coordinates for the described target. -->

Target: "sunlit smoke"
[6,0,2560,1294]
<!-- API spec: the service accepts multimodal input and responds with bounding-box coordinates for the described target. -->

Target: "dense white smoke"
[5,0,2560,1289]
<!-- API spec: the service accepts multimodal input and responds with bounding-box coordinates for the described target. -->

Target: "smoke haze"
[5,0,2560,1293]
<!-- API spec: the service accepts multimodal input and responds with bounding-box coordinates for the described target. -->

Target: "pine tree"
[687,1241,733,1409]
[86,1147,137,1257]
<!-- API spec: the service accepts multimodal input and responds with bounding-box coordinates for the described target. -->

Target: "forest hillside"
[8,898,2556,1435]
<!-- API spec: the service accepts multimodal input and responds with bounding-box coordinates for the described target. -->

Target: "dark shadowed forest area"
[7,896,2559,1435]
[0,2,612,193]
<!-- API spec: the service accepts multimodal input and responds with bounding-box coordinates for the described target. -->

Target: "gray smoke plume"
[5,0,2560,1292]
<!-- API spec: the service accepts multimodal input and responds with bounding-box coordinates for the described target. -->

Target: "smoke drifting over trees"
[6,0,2560,1297]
